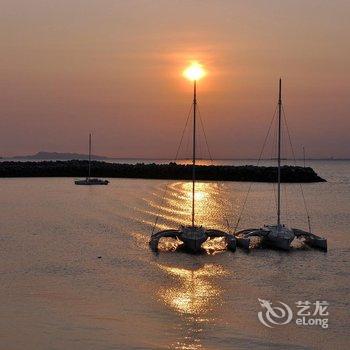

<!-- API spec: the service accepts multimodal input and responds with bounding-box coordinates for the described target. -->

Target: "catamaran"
[74,133,109,185]
[236,79,327,251]
[149,63,236,253]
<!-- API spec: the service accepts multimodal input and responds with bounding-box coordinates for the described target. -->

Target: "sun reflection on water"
[182,182,208,202]
[157,263,227,349]
[157,263,226,316]
[163,182,222,228]
[148,181,233,253]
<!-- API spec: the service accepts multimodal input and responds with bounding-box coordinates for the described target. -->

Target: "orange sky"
[1,0,349,158]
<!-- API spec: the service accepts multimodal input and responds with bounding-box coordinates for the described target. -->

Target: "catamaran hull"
[178,235,207,253]
[292,228,327,251]
[236,237,251,250]
[149,226,236,253]
[235,227,295,251]
[263,235,294,251]
[262,226,295,251]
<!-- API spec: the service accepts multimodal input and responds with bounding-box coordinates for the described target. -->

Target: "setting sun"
[183,62,206,81]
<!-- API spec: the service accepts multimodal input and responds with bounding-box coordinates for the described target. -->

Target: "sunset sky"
[1,0,349,158]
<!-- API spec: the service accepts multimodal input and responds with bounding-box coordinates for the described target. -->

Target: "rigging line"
[272,179,278,214]
[266,112,276,216]
[233,104,278,233]
[271,108,278,214]
[184,105,193,162]
[175,104,193,160]
[197,106,214,162]
[151,103,193,235]
[281,113,288,225]
[283,181,289,226]
[185,119,191,162]
[282,104,312,232]
[198,106,231,230]
[270,104,278,160]
[197,106,231,232]
[257,104,278,165]
[198,126,203,161]
[281,124,288,225]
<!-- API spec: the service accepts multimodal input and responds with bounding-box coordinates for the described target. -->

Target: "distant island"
[4,151,108,161]
[1,152,348,162]
[0,160,326,183]
[0,151,350,163]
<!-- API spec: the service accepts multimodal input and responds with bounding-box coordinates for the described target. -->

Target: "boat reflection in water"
[157,263,227,349]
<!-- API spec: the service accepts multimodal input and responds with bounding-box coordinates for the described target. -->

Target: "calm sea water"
[0,160,349,349]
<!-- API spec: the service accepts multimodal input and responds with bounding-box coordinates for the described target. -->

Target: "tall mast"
[192,80,197,227]
[88,133,91,180]
[277,78,282,227]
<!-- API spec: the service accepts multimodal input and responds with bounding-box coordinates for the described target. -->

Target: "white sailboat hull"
[75,178,109,185]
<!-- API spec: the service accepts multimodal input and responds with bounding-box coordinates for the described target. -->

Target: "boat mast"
[277,78,282,227]
[88,133,91,180]
[192,80,197,227]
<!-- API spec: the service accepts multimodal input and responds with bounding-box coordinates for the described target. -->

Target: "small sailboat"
[74,133,109,185]
[149,64,236,253]
[236,79,327,251]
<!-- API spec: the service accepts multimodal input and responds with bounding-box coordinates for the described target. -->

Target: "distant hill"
[7,151,109,160]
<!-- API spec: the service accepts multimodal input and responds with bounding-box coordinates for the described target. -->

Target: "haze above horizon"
[1,0,349,158]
